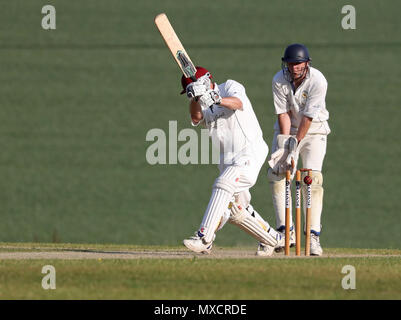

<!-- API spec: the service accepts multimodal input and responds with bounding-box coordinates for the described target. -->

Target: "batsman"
[154,14,283,256]
[261,44,331,256]
[181,67,284,256]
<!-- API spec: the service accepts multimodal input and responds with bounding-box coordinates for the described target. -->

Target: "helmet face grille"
[281,61,310,82]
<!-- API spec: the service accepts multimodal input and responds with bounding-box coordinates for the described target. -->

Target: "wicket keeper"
[262,44,331,256]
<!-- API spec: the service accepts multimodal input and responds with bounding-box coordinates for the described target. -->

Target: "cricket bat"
[154,13,197,81]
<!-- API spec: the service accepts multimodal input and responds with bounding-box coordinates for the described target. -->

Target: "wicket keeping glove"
[285,136,298,172]
[268,135,299,175]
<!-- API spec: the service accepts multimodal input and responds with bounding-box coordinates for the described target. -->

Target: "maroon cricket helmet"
[180,66,212,94]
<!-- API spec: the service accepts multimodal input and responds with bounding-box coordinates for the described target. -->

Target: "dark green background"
[0,0,399,248]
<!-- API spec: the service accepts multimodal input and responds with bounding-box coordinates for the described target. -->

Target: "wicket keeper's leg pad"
[268,167,292,229]
[301,171,323,233]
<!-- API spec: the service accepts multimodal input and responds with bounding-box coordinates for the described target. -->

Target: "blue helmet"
[282,43,311,63]
[281,44,311,81]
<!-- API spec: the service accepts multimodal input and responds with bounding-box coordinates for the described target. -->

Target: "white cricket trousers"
[199,141,269,242]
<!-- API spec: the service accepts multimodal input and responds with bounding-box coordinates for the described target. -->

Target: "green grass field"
[2,1,400,303]
[0,243,400,300]
[0,1,400,251]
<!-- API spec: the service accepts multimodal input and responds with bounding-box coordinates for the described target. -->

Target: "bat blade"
[154,13,197,80]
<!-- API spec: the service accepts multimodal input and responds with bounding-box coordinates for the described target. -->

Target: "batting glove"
[185,73,212,99]
[198,89,222,109]
[186,82,207,99]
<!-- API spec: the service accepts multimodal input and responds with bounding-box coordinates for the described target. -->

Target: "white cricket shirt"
[272,66,331,135]
[194,79,268,165]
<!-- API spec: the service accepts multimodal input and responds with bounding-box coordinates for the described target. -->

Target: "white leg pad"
[217,190,251,232]
[216,208,231,232]
[268,168,292,230]
[301,171,324,233]
[229,202,278,247]
[200,166,241,243]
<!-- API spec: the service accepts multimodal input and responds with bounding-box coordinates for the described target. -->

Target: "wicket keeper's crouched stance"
[181,67,284,256]
[261,44,331,256]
